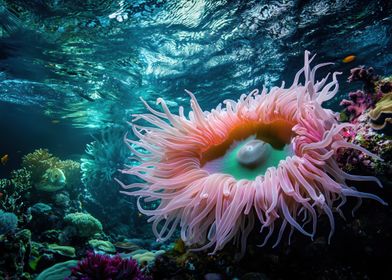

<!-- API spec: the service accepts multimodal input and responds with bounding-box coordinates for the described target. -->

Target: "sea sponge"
[369,92,392,135]
[64,212,103,238]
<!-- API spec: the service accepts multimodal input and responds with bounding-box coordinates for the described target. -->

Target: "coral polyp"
[119,51,386,254]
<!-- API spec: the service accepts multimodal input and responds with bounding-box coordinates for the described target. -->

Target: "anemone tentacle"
[120,51,386,254]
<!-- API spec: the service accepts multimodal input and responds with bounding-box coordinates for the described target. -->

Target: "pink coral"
[118,51,386,255]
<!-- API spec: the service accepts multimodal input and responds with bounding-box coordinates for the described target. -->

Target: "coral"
[340,90,373,122]
[336,114,392,181]
[0,168,32,218]
[81,128,129,204]
[128,249,166,265]
[47,244,76,258]
[36,260,78,280]
[369,92,392,135]
[36,167,67,192]
[348,66,379,92]
[88,239,116,253]
[119,51,386,255]
[0,210,18,235]
[0,229,31,278]
[60,160,81,189]
[22,149,81,191]
[22,149,60,182]
[66,251,149,280]
[63,212,103,238]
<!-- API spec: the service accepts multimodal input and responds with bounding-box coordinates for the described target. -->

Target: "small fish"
[342,55,356,63]
[1,154,9,165]
[51,119,60,124]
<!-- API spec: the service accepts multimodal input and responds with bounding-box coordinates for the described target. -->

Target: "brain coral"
[64,213,103,238]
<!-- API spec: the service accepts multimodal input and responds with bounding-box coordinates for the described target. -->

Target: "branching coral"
[0,168,32,216]
[22,149,81,191]
[119,51,386,255]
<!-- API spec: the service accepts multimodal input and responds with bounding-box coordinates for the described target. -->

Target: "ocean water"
[0,1,392,279]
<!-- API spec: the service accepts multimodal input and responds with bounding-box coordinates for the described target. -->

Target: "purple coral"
[340,90,373,121]
[348,66,379,92]
[66,252,149,280]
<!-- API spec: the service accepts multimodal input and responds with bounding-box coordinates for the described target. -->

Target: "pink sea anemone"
[118,51,386,255]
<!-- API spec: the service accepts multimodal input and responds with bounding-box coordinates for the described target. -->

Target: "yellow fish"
[1,154,9,165]
[342,55,356,63]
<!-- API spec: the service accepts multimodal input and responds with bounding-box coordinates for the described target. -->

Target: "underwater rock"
[53,192,71,208]
[88,239,116,253]
[36,167,66,192]
[36,260,78,280]
[0,229,31,279]
[63,212,103,238]
[29,203,60,234]
[369,92,392,135]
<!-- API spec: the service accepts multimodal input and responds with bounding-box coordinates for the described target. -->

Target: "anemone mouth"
[201,120,295,180]
[120,51,386,256]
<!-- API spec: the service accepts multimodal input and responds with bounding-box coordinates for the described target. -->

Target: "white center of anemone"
[236,139,271,168]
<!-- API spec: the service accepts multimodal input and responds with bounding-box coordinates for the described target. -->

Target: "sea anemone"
[118,51,386,255]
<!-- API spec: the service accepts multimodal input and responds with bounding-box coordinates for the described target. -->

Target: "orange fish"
[1,154,8,165]
[342,55,356,63]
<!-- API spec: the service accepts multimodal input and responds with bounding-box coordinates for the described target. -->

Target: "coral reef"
[337,68,392,183]
[66,251,149,280]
